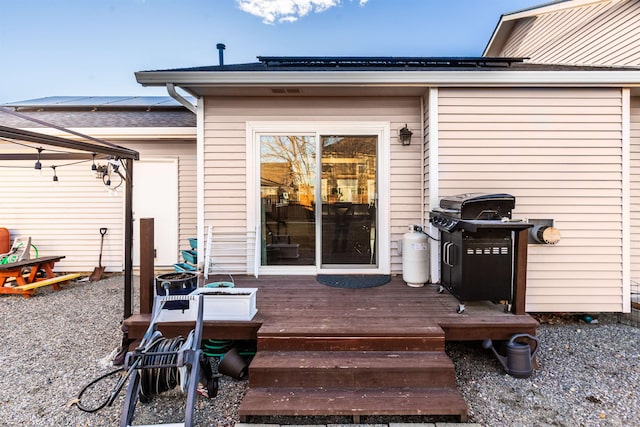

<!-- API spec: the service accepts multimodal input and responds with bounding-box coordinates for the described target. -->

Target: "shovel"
[90,227,108,281]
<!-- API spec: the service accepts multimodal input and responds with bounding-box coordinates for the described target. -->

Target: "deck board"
[123,275,538,342]
[234,275,537,341]
[239,387,469,419]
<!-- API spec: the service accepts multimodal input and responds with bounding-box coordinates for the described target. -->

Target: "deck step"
[238,387,468,422]
[257,321,446,352]
[257,335,446,352]
[249,350,456,388]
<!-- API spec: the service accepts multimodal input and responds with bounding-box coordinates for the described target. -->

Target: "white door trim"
[247,121,391,276]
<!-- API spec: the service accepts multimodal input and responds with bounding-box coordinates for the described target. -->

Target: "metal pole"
[124,158,134,319]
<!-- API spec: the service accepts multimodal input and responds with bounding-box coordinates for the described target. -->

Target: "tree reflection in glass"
[260,135,316,265]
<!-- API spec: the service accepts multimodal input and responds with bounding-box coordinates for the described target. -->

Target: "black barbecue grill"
[430,193,532,313]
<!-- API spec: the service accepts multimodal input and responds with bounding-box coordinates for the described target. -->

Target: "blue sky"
[1,0,545,103]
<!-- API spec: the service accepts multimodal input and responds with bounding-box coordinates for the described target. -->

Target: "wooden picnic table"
[0,256,81,297]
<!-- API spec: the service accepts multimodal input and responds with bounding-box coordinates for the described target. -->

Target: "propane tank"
[401,225,430,287]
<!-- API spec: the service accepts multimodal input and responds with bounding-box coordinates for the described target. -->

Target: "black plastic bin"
[155,272,198,310]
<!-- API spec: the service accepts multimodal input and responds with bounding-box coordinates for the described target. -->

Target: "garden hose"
[140,335,185,398]
[74,367,127,413]
[74,333,190,413]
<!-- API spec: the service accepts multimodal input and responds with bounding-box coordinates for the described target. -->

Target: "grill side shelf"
[458,220,533,233]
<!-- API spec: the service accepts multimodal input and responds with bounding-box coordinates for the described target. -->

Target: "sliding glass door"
[258,130,380,271]
[320,135,377,266]
[260,135,316,266]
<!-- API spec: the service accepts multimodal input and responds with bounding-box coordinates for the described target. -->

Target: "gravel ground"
[0,274,638,426]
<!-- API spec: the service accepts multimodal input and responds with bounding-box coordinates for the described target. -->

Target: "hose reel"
[74,294,220,427]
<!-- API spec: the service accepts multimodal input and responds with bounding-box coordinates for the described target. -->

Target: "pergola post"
[124,158,134,319]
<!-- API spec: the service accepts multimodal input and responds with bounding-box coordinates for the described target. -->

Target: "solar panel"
[1,96,192,108]
[256,56,526,68]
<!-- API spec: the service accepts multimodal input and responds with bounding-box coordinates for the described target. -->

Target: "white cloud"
[236,0,367,24]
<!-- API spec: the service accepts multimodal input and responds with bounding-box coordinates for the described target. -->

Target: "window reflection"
[260,136,316,265]
[321,136,377,266]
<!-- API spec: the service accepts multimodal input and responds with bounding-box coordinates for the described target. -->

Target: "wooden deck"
[125,275,537,341]
[123,275,538,423]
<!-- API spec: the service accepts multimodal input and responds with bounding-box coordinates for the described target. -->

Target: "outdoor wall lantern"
[399,124,413,146]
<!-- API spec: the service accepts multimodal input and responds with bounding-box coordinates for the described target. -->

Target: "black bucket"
[218,348,248,379]
[155,272,198,310]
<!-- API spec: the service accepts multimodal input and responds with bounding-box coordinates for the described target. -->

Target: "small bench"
[14,273,82,291]
[0,256,79,297]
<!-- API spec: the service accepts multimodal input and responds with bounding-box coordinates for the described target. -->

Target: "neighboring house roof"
[0,96,196,128]
[498,0,573,16]
[483,0,640,66]
[484,0,601,56]
[135,55,640,98]
[1,96,191,108]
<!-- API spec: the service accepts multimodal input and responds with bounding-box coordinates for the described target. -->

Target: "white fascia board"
[485,0,615,55]
[19,127,196,140]
[503,0,610,20]
[483,19,509,57]
[136,70,640,88]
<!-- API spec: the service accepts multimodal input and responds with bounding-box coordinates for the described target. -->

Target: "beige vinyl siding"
[499,0,640,67]
[0,154,124,273]
[438,87,624,312]
[0,140,196,272]
[203,96,422,274]
[631,96,640,283]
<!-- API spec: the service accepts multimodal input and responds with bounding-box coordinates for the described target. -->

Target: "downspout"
[165,83,205,272]
[420,94,426,228]
[166,83,197,114]
[195,98,205,274]
[622,88,631,313]
[428,87,440,284]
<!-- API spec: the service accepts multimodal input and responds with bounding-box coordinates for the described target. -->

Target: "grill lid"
[438,193,515,220]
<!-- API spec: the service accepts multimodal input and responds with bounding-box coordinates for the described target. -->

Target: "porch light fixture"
[91,153,97,174]
[399,124,413,146]
[51,165,59,184]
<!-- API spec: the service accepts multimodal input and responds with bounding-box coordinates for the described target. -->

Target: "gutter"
[137,70,640,88]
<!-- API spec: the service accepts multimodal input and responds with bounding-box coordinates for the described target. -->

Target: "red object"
[0,228,9,254]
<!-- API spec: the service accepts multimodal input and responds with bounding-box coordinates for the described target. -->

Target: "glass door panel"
[260,135,316,266]
[320,135,377,266]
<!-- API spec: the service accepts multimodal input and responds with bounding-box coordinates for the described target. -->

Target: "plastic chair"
[0,237,35,264]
